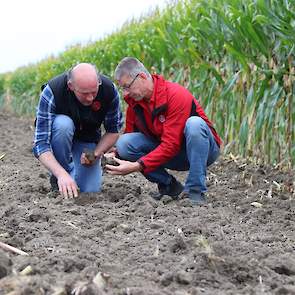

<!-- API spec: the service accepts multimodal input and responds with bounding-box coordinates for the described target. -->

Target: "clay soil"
[0,112,294,295]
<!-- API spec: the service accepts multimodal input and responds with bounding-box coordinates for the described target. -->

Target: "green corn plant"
[0,0,294,167]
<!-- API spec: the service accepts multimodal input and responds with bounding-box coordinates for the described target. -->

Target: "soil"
[0,112,294,295]
[84,149,96,164]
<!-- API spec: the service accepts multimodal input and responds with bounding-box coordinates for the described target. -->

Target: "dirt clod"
[83,148,96,164]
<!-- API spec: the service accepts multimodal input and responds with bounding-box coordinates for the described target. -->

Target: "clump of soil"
[101,154,119,168]
[0,112,294,295]
[84,148,96,164]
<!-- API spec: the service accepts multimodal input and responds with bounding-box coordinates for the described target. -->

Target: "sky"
[0,0,168,74]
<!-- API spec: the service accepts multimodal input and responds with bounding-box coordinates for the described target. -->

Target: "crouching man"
[106,57,221,204]
[33,63,122,198]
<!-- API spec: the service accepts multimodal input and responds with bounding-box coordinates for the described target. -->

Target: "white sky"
[0,0,168,73]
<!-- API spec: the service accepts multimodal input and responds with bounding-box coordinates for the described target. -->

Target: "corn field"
[0,0,294,167]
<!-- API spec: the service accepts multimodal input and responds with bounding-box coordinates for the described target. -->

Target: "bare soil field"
[0,112,294,295]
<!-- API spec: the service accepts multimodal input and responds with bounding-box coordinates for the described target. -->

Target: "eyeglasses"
[119,74,139,91]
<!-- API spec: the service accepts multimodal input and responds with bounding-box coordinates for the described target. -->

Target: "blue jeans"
[116,117,220,193]
[51,115,102,192]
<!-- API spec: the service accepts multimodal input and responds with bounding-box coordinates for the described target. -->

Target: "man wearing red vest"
[106,57,221,204]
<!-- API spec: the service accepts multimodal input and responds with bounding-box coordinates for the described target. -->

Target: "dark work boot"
[179,187,206,205]
[189,187,206,204]
[49,175,59,192]
[151,176,183,201]
[189,191,206,204]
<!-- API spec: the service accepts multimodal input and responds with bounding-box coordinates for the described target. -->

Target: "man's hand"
[57,173,79,199]
[106,157,142,175]
[38,151,79,198]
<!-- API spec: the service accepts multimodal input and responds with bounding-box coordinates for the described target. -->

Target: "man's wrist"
[136,159,145,172]
[94,150,103,159]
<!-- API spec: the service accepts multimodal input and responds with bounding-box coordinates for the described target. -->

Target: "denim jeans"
[116,116,220,193]
[51,114,102,192]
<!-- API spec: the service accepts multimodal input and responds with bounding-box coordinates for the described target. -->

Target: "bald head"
[67,63,101,106]
[68,63,99,87]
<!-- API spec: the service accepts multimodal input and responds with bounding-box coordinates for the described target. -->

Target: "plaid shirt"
[33,84,123,158]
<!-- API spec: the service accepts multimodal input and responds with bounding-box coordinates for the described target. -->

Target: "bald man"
[33,63,123,198]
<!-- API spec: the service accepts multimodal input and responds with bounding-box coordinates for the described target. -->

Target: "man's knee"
[116,132,155,160]
[116,133,132,159]
[185,116,207,137]
[52,115,75,136]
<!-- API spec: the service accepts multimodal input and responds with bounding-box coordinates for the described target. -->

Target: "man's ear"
[67,80,74,91]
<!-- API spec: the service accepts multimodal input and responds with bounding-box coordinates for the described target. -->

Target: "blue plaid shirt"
[33,84,123,158]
